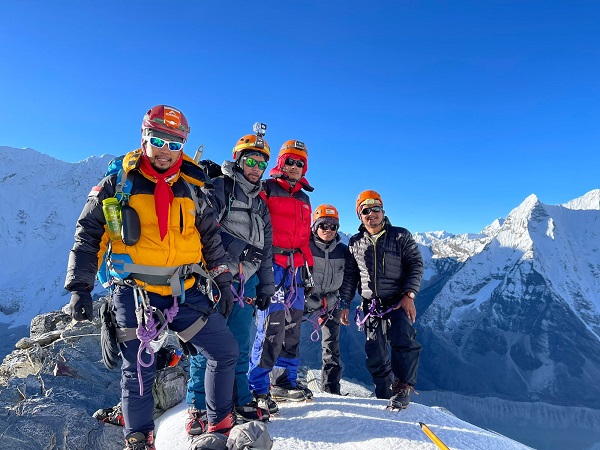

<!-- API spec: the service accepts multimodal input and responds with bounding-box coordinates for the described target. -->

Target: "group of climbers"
[64,104,424,449]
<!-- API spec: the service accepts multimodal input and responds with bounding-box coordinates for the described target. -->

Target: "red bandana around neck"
[139,154,183,240]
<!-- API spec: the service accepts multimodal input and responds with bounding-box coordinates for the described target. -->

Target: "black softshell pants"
[113,285,238,435]
[320,309,342,394]
[363,306,421,398]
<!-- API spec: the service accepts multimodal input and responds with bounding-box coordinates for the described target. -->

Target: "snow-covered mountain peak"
[0,146,114,327]
[413,230,454,246]
[481,217,504,235]
[562,188,600,210]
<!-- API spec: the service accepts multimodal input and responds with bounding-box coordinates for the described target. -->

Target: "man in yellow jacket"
[65,105,238,450]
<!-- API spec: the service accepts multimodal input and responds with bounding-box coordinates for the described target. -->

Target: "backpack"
[152,364,188,418]
[190,432,228,450]
[227,421,273,450]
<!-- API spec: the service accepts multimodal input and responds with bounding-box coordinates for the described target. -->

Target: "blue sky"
[1,1,598,235]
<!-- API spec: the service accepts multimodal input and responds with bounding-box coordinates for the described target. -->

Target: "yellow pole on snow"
[419,422,450,450]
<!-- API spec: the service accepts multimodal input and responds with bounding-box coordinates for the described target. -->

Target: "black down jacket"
[339,217,423,309]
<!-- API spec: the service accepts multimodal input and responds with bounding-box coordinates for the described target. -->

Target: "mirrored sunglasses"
[285,157,305,168]
[244,157,268,170]
[318,223,338,231]
[360,206,382,216]
[146,136,184,151]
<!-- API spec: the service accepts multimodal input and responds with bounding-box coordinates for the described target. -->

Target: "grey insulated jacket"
[339,218,423,309]
[213,161,275,298]
[306,233,349,313]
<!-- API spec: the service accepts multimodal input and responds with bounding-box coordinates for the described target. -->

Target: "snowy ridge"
[154,380,532,450]
[562,189,600,210]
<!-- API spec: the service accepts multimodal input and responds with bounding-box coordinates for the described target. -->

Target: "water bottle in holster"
[102,198,122,241]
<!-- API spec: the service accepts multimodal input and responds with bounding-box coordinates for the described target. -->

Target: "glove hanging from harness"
[99,299,120,370]
[302,263,315,296]
[212,268,234,319]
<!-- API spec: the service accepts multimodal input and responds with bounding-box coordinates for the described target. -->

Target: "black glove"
[69,291,93,321]
[214,272,234,319]
[304,276,315,296]
[241,245,263,264]
[198,159,223,178]
[302,265,315,296]
[255,295,272,311]
[99,300,120,370]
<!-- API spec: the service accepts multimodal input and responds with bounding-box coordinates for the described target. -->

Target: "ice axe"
[419,422,450,450]
[193,144,204,163]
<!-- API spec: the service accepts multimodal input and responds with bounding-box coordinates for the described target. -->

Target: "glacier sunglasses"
[285,157,305,168]
[244,157,268,171]
[145,136,184,151]
[360,206,382,216]
[318,223,339,231]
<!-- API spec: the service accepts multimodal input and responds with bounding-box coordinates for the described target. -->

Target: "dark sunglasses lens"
[361,206,382,215]
[319,223,338,231]
[245,157,257,167]
[149,137,166,148]
[168,142,183,151]
[285,158,305,168]
[257,161,268,170]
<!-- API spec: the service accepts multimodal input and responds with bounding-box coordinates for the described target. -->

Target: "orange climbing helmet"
[356,190,383,213]
[232,134,270,161]
[313,204,339,222]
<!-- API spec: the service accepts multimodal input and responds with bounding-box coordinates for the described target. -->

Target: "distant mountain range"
[1,146,599,411]
[414,189,600,408]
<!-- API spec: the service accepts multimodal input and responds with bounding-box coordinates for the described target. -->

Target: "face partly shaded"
[281,156,305,181]
[242,153,268,184]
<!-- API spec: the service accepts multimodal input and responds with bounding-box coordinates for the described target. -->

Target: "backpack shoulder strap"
[105,155,134,204]
[218,176,236,223]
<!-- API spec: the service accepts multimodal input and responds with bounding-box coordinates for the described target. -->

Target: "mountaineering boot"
[270,384,306,402]
[254,392,279,414]
[295,380,314,399]
[186,407,208,436]
[92,402,124,426]
[235,399,270,422]
[207,412,236,436]
[388,380,415,410]
[322,384,341,395]
[124,431,155,450]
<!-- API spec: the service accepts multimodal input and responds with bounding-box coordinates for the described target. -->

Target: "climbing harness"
[230,262,246,308]
[304,297,340,342]
[355,297,399,331]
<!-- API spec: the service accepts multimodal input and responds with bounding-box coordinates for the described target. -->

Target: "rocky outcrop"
[0,300,124,449]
